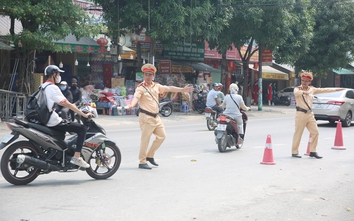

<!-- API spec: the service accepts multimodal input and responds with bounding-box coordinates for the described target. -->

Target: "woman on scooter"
[221,83,251,144]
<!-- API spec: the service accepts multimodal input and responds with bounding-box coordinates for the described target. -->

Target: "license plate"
[216,124,227,131]
[205,113,211,118]
[0,134,14,143]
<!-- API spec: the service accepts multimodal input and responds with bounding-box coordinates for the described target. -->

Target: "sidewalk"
[0,105,295,131]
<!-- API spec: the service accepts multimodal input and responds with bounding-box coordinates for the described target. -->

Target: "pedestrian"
[56,81,73,120]
[221,83,250,147]
[126,63,194,170]
[216,83,225,104]
[267,83,273,105]
[42,65,94,168]
[206,83,224,115]
[291,72,344,159]
[69,78,82,121]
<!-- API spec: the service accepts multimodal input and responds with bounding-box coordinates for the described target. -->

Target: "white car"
[276,86,294,98]
[312,88,354,127]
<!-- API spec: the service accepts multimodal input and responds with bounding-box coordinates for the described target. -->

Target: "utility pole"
[258,45,263,111]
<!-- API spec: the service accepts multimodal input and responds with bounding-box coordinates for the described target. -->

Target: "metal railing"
[0,89,27,121]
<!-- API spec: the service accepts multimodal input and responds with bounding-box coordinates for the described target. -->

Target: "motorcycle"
[205,107,218,131]
[0,106,121,185]
[214,111,248,153]
[274,95,291,106]
[192,86,206,114]
[136,98,173,117]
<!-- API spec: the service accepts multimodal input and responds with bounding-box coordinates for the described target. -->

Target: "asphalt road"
[0,105,353,221]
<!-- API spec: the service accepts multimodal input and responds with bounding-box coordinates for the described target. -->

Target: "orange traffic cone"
[331,121,346,150]
[304,134,311,156]
[260,134,276,165]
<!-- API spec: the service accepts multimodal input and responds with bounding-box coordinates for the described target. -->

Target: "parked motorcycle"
[214,111,248,152]
[136,98,173,117]
[192,86,206,114]
[274,95,291,106]
[0,106,121,185]
[205,107,218,131]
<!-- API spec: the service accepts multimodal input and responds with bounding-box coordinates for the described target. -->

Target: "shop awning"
[250,65,289,80]
[333,68,354,75]
[54,34,136,58]
[191,62,221,73]
[177,61,221,73]
[0,41,13,50]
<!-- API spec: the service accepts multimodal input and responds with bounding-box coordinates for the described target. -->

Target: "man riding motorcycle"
[206,83,224,116]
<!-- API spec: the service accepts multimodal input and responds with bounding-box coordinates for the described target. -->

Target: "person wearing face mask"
[56,81,73,120]
[69,78,82,121]
[42,65,94,168]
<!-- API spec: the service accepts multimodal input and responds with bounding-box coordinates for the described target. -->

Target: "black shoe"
[292,154,302,158]
[138,163,152,170]
[309,152,323,159]
[146,157,159,166]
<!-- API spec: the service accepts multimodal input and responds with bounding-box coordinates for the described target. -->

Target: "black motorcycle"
[136,98,173,117]
[214,111,248,153]
[274,95,291,106]
[0,106,121,185]
[192,88,206,114]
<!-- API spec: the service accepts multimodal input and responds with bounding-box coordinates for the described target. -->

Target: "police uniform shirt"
[294,86,338,110]
[134,82,168,114]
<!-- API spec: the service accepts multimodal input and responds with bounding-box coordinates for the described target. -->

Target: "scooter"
[274,95,291,106]
[0,106,121,185]
[136,98,173,117]
[214,111,248,153]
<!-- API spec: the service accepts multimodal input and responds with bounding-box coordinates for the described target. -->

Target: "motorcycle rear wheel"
[86,141,121,179]
[217,132,228,152]
[206,118,216,131]
[0,141,40,185]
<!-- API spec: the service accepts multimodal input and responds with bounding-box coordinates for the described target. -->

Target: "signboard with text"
[163,41,204,61]
[159,60,171,74]
[262,47,273,65]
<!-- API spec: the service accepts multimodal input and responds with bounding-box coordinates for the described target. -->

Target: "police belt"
[296,106,310,113]
[139,108,158,118]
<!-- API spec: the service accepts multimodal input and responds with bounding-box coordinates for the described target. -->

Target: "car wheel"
[342,111,352,127]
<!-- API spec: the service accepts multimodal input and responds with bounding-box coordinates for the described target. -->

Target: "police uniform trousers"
[291,111,319,155]
[138,113,166,164]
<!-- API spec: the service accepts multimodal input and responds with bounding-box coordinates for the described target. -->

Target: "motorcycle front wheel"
[86,141,121,179]
[1,141,40,185]
[160,104,173,117]
[217,132,228,152]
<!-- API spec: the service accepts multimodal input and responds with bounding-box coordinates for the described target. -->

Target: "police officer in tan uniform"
[291,72,344,159]
[127,64,194,169]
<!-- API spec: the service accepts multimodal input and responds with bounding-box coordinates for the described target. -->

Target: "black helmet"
[212,83,218,87]
[44,65,64,76]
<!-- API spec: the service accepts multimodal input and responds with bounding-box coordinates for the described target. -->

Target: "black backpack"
[24,83,53,125]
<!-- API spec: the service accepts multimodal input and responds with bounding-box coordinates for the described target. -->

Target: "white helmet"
[229,83,239,94]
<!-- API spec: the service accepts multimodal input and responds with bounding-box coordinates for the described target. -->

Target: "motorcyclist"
[69,78,82,121]
[42,65,94,168]
[221,83,250,145]
[206,83,224,115]
[56,81,73,120]
[216,83,225,104]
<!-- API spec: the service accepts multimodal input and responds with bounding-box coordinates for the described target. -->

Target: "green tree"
[295,0,354,86]
[208,0,314,100]
[93,0,231,63]
[1,0,98,93]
